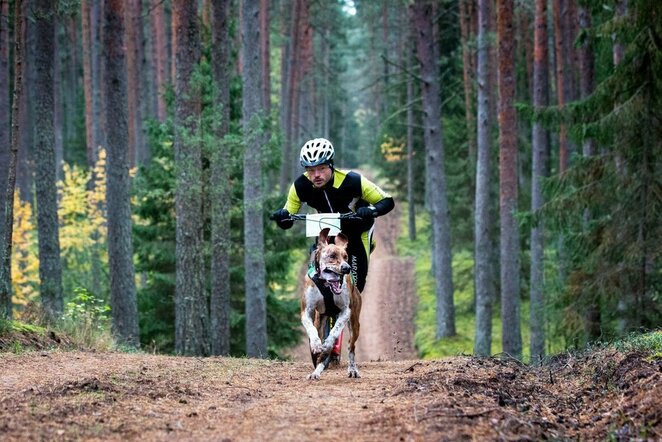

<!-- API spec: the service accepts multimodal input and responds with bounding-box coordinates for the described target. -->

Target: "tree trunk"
[497,0,522,359]
[473,0,493,357]
[413,0,455,339]
[278,0,292,192]
[242,0,268,358]
[103,0,140,347]
[553,0,577,173]
[459,0,477,165]
[53,16,64,182]
[150,0,168,121]
[33,0,64,320]
[406,26,416,242]
[125,0,145,167]
[209,0,233,356]
[17,0,33,203]
[0,0,9,249]
[529,0,550,364]
[0,0,24,319]
[81,0,97,167]
[173,0,209,356]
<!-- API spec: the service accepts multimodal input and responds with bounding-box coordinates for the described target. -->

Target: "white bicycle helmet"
[299,138,335,167]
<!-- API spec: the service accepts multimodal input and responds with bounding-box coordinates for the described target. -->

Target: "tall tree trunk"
[125,0,145,167]
[209,0,233,356]
[150,0,168,121]
[459,0,477,165]
[0,0,10,249]
[552,0,576,173]
[104,0,140,347]
[53,16,64,182]
[278,0,292,192]
[81,0,97,167]
[497,0,522,359]
[173,0,209,356]
[529,0,550,364]
[413,0,455,339]
[242,0,268,358]
[0,0,23,319]
[473,0,493,357]
[33,0,64,320]
[17,0,33,203]
[406,27,416,242]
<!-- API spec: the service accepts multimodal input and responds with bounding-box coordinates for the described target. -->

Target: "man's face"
[305,164,333,188]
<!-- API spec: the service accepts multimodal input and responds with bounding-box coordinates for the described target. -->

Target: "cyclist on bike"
[271,137,395,293]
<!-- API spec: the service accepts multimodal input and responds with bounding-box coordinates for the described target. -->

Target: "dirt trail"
[2,348,660,441]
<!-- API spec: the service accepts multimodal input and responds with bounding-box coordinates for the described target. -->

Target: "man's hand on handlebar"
[270,208,290,222]
[356,207,376,220]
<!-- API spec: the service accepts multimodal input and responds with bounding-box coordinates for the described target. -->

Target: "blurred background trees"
[0,0,659,360]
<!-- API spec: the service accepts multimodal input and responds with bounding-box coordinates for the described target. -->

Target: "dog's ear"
[318,228,331,246]
[334,232,349,249]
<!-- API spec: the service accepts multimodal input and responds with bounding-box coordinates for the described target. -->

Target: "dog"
[301,228,362,380]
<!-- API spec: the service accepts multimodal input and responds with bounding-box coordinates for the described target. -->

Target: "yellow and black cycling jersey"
[279,168,394,293]
[284,169,394,234]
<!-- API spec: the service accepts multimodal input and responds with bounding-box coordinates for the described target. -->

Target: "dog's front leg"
[301,307,323,354]
[321,307,350,353]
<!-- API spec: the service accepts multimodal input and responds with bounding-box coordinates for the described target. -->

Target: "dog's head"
[315,228,351,295]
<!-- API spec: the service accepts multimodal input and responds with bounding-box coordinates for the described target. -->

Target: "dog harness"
[308,270,342,317]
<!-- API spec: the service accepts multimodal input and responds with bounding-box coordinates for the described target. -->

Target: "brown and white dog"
[301,228,362,380]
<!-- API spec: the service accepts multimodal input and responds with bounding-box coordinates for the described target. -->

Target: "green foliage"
[64,287,111,331]
[531,0,662,345]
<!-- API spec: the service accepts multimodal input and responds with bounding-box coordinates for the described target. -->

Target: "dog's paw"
[307,372,321,380]
[310,339,323,354]
[348,366,361,378]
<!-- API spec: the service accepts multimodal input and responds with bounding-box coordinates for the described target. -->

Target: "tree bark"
[459,0,477,165]
[16,0,33,203]
[150,0,168,121]
[173,0,209,356]
[530,0,550,364]
[103,0,140,347]
[473,0,493,357]
[33,0,64,320]
[497,0,522,359]
[242,0,268,358]
[407,24,416,242]
[0,0,24,319]
[125,0,145,167]
[0,0,10,249]
[81,0,97,167]
[413,0,455,339]
[209,0,233,356]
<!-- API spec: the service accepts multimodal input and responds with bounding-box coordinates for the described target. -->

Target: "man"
[271,137,395,292]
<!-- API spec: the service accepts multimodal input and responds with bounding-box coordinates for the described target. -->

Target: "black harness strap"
[310,274,341,317]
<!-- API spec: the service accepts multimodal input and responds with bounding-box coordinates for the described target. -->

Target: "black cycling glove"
[356,207,375,220]
[271,208,293,230]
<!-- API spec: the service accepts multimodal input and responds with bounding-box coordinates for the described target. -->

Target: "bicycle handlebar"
[269,212,365,221]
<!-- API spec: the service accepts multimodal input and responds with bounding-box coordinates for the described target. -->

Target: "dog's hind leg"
[347,294,362,378]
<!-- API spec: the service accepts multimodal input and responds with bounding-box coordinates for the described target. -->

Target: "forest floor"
[1,205,661,440]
